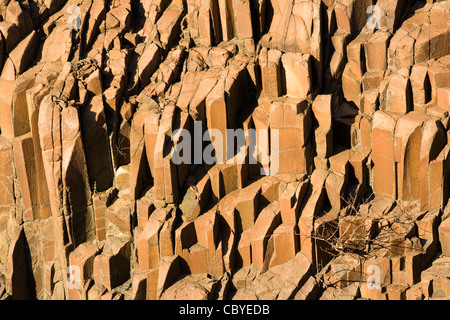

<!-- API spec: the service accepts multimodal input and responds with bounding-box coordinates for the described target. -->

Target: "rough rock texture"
[0,0,449,300]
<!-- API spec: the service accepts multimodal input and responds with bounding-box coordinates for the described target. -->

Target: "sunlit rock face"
[0,0,449,301]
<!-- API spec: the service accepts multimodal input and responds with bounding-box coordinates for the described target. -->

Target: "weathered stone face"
[0,0,449,301]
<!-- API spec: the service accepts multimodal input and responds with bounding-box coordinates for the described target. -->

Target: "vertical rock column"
[38,95,95,298]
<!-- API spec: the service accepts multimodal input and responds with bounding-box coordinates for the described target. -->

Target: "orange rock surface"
[0,0,449,300]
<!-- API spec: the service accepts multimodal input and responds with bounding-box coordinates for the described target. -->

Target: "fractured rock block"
[136,208,172,271]
[236,229,252,268]
[298,169,328,263]
[161,273,218,300]
[371,111,399,199]
[259,48,283,99]
[270,223,299,268]
[395,112,428,202]
[136,188,156,229]
[251,202,281,270]
[385,73,413,114]
[416,210,440,241]
[194,206,219,251]
[179,168,211,222]
[81,95,114,192]
[280,179,309,224]
[261,0,321,61]
[269,98,313,175]
[339,215,375,251]
[364,31,390,72]
[1,0,450,303]
[236,180,262,232]
[68,243,99,299]
[342,63,362,109]
[439,216,450,257]
[106,199,132,237]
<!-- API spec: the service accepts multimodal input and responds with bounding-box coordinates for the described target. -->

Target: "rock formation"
[0,0,449,300]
